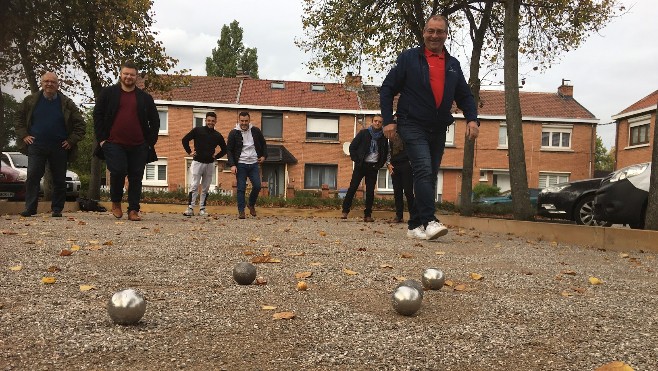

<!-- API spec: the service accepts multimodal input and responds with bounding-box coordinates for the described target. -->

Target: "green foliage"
[206,20,259,78]
[70,108,103,177]
[473,183,501,199]
[595,135,615,171]
[0,92,20,151]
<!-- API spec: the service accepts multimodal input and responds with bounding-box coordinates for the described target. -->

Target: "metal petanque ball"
[232,262,257,285]
[107,289,146,325]
[397,279,424,299]
[392,285,422,316]
[421,268,446,290]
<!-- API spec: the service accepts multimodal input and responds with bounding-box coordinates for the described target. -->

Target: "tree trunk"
[644,104,658,230]
[86,77,104,201]
[504,0,534,221]
[0,87,5,150]
[460,2,493,216]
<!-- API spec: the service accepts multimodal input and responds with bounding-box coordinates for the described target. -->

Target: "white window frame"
[157,106,168,135]
[479,170,488,181]
[498,122,508,148]
[304,164,338,189]
[377,167,394,193]
[193,108,214,128]
[541,124,572,150]
[538,172,570,188]
[445,123,455,146]
[143,158,168,186]
[306,115,339,141]
[627,115,651,148]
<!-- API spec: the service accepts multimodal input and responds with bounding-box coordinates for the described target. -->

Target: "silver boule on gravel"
[232,262,257,285]
[107,289,147,325]
[392,285,422,316]
[397,279,424,299]
[421,268,446,290]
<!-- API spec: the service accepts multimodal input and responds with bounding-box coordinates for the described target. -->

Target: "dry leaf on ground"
[379,264,393,269]
[41,277,56,284]
[296,281,308,291]
[435,251,446,255]
[59,249,73,256]
[261,305,277,310]
[594,361,634,371]
[343,268,358,275]
[70,245,81,251]
[80,285,95,291]
[454,284,467,291]
[470,272,483,280]
[273,311,295,320]
[295,271,313,279]
[400,253,413,259]
[589,276,603,285]
[9,265,23,271]
[444,279,454,287]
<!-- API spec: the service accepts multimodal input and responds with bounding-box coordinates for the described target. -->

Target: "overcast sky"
[5,1,656,150]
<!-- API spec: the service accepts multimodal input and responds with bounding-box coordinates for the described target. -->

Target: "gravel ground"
[1,210,656,370]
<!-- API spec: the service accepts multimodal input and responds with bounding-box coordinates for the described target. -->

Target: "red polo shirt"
[424,48,445,108]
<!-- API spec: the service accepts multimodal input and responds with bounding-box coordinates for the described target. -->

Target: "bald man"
[15,72,86,217]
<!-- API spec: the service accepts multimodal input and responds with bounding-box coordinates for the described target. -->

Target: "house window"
[193,112,206,128]
[445,123,455,145]
[306,115,339,141]
[144,159,167,186]
[498,123,508,148]
[271,81,285,89]
[629,117,650,146]
[311,83,326,91]
[538,172,570,188]
[479,170,488,181]
[185,158,218,189]
[304,164,337,189]
[377,168,394,192]
[541,124,572,149]
[157,107,168,134]
[262,112,283,139]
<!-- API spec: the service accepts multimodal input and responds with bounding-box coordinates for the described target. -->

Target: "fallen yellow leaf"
[470,272,483,281]
[619,253,629,258]
[435,251,446,255]
[41,277,56,284]
[9,265,23,271]
[79,285,95,291]
[594,361,634,371]
[295,271,313,279]
[589,276,603,285]
[273,311,295,320]
[444,279,454,287]
[319,231,327,236]
[103,240,113,246]
[560,290,573,297]
[261,305,277,310]
[70,245,81,251]
[343,268,358,275]
[47,266,61,272]
[379,264,393,269]
[296,281,308,291]
[454,284,467,291]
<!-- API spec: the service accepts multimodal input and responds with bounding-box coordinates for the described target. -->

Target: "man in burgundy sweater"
[93,61,160,221]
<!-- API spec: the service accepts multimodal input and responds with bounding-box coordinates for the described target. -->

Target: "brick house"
[611,89,657,169]
[146,76,598,203]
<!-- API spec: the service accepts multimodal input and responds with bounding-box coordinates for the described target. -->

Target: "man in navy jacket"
[380,15,480,240]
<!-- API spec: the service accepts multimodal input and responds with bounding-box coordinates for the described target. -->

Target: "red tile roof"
[617,89,658,115]
[150,76,241,104]
[239,79,360,110]
[468,90,595,119]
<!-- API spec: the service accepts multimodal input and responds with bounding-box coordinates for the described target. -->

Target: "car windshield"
[8,153,28,168]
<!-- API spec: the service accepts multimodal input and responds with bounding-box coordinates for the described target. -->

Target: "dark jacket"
[182,126,227,163]
[380,46,478,129]
[349,128,388,169]
[15,90,86,161]
[92,84,160,162]
[226,126,267,167]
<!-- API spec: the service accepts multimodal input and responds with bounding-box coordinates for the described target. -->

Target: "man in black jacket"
[181,112,227,216]
[341,114,388,222]
[93,61,160,221]
[226,111,267,219]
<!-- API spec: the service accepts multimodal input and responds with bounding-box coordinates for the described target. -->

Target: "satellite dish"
[342,142,350,156]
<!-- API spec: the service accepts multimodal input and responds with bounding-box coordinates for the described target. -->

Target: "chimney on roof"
[344,71,363,91]
[236,69,251,80]
[558,79,573,98]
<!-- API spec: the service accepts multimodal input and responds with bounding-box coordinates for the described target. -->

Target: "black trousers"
[342,162,379,217]
[391,160,414,219]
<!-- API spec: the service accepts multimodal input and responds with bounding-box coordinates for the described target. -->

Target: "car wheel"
[574,195,612,227]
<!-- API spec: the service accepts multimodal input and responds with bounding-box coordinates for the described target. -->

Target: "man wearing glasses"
[16,72,86,217]
[380,15,480,240]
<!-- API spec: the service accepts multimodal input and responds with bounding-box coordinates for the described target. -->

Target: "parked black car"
[537,178,610,226]
[594,162,651,229]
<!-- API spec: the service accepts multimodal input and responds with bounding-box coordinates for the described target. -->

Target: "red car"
[0,160,27,201]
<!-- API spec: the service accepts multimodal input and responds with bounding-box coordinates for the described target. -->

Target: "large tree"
[594,136,614,171]
[0,93,20,151]
[298,0,623,216]
[1,0,184,200]
[206,20,259,78]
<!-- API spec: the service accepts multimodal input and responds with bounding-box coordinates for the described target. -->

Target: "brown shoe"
[128,210,141,221]
[340,212,348,219]
[247,204,257,217]
[111,202,123,219]
[238,211,246,219]
[364,216,374,222]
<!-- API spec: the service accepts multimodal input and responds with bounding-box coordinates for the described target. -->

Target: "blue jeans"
[342,162,379,217]
[102,142,148,212]
[397,122,447,229]
[24,144,69,213]
[236,163,261,212]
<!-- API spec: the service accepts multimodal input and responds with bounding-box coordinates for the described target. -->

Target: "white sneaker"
[183,208,194,217]
[199,209,208,216]
[406,226,427,239]
[425,221,448,240]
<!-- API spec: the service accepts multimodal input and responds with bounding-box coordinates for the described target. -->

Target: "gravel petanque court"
[1,210,656,370]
